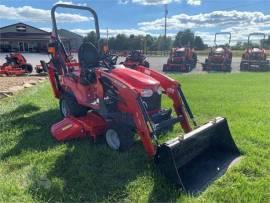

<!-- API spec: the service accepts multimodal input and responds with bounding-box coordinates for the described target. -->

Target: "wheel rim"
[106,129,120,150]
[61,99,69,117]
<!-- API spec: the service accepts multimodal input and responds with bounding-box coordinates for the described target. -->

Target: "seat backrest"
[78,42,99,70]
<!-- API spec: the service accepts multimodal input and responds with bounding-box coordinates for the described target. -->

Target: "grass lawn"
[0,73,270,202]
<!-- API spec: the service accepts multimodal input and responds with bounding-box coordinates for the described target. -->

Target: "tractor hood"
[111,66,160,90]
[215,47,225,53]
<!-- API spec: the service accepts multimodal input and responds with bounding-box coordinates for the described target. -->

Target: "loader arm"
[135,66,192,132]
[96,69,156,157]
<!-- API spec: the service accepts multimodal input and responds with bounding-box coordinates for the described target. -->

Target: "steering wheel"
[101,54,118,69]
[110,54,118,65]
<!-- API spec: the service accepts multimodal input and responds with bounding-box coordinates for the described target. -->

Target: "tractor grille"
[142,92,161,111]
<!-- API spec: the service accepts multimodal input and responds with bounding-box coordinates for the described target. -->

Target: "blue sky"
[0,0,269,44]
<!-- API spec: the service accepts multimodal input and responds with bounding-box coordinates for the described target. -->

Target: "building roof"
[58,29,83,40]
[0,22,50,34]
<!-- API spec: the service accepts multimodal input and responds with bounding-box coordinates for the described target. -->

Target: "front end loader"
[240,33,270,71]
[45,4,240,193]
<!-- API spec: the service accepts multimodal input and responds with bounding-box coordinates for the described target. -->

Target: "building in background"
[0,22,83,53]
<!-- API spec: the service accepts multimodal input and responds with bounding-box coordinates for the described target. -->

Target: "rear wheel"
[59,93,88,117]
[105,124,134,151]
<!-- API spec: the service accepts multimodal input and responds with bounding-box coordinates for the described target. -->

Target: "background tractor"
[202,32,232,72]
[121,50,150,68]
[0,53,33,76]
[240,33,270,71]
[163,47,197,72]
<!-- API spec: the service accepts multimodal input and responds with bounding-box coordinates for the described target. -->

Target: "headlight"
[157,86,163,95]
[141,89,153,97]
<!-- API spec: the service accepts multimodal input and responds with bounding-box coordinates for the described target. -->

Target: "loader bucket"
[155,117,240,193]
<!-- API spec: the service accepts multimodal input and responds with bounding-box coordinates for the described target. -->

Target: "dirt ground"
[0,76,46,92]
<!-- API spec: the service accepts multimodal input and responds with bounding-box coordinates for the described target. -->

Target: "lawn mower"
[45,4,240,192]
[240,33,270,71]
[202,32,232,72]
[163,47,197,72]
[121,50,150,68]
[0,53,33,76]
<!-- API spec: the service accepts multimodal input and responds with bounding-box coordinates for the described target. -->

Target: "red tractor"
[240,33,270,71]
[121,50,150,68]
[202,32,232,72]
[0,53,33,76]
[44,4,240,192]
[163,47,197,72]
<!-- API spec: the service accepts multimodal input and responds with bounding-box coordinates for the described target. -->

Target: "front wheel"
[105,124,134,151]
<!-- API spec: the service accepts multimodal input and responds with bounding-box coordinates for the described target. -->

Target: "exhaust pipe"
[155,117,240,193]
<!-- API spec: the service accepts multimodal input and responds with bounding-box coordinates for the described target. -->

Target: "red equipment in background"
[240,33,270,71]
[202,32,232,72]
[45,4,240,193]
[163,47,197,72]
[0,53,33,76]
[121,50,150,68]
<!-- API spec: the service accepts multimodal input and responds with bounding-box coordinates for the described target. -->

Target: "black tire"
[59,93,88,117]
[105,123,135,151]
[36,67,43,74]
[143,61,150,68]
[21,64,33,73]
[162,64,167,72]
[191,53,197,69]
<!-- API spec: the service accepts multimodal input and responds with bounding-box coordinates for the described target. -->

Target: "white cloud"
[0,4,90,23]
[123,0,181,5]
[54,1,87,6]
[70,28,152,37]
[138,10,270,31]
[186,0,201,6]
[118,0,129,4]
[138,10,270,45]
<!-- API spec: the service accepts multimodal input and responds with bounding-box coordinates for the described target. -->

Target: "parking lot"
[0,53,243,73]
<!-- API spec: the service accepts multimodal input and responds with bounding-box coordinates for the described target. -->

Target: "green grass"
[0,73,270,202]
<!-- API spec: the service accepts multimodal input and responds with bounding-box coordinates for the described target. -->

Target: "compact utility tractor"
[0,53,33,76]
[240,33,270,71]
[44,4,240,192]
[121,50,150,68]
[163,47,197,72]
[202,32,232,72]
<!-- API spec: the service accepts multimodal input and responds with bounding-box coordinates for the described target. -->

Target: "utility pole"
[106,28,109,47]
[164,4,168,39]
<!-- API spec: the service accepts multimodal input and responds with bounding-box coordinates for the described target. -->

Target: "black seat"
[78,42,99,70]
[78,42,99,85]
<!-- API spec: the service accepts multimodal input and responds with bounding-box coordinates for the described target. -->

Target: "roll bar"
[51,4,100,41]
[214,32,231,46]
[248,33,265,48]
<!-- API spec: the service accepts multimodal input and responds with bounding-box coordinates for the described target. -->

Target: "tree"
[144,34,154,51]
[194,36,205,50]
[83,31,97,47]
[173,29,195,47]
[153,36,172,51]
